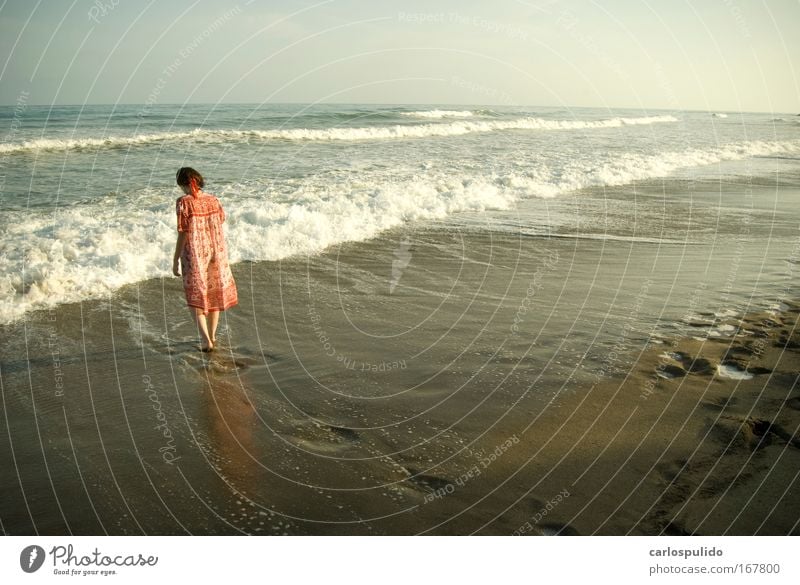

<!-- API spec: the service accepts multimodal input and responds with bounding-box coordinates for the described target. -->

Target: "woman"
[173,167,238,351]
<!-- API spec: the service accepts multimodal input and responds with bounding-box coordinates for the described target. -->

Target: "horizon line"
[0,100,796,116]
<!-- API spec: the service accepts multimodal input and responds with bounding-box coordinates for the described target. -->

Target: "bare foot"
[200,340,214,352]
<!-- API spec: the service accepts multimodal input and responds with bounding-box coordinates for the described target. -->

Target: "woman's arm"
[173,232,187,276]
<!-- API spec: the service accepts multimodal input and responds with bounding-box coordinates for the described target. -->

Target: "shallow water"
[2,170,800,534]
[2,103,799,323]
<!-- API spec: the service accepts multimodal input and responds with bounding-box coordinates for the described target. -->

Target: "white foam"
[0,174,522,323]
[716,363,753,380]
[708,324,737,337]
[400,110,475,118]
[714,308,738,318]
[0,205,175,324]
[682,312,714,325]
[3,136,799,323]
[553,233,685,244]
[0,115,679,154]
[0,130,208,154]
[495,139,800,198]
[712,113,729,118]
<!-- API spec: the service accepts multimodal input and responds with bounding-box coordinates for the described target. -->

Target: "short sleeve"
[217,198,225,223]
[176,198,191,232]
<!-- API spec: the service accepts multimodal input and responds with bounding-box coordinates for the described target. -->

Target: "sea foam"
[1,137,797,324]
[0,115,679,154]
[400,110,476,118]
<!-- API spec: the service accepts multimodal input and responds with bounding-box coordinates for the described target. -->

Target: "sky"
[0,0,798,112]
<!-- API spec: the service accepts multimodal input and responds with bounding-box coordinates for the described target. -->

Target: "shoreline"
[0,210,798,534]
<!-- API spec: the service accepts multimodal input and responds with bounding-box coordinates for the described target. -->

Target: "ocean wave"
[0,115,679,154]
[400,109,476,118]
[1,136,795,324]
[486,139,800,199]
[0,130,201,154]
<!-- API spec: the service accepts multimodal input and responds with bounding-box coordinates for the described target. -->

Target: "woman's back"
[176,193,225,238]
[173,167,237,351]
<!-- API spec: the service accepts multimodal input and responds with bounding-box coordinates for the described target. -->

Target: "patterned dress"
[176,194,238,314]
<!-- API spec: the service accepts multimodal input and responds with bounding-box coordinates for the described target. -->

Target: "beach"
[3,6,800,584]
[2,167,799,535]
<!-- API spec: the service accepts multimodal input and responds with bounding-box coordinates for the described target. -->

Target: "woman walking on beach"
[172,167,238,351]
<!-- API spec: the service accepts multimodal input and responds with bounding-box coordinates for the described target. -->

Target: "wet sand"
[506,301,800,535]
[2,182,799,535]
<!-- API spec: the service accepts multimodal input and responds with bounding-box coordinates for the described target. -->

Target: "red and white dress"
[176,193,238,314]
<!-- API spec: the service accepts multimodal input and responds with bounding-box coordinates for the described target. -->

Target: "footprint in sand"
[786,396,800,411]
[775,330,800,349]
[525,497,547,514]
[735,417,800,450]
[536,522,579,536]
[206,358,249,374]
[761,421,800,449]
[748,366,772,375]
[656,458,690,482]
[715,359,771,380]
[197,348,278,374]
[706,415,775,452]
[744,328,770,339]
[702,396,738,412]
[656,364,687,379]
[403,467,452,493]
[328,425,360,442]
[662,521,695,536]
[669,351,714,375]
[724,344,756,359]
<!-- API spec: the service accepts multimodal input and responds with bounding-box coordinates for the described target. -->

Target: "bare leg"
[208,310,220,344]
[192,308,213,351]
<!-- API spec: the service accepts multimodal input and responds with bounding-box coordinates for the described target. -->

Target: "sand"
[1,206,798,535]
[499,301,800,535]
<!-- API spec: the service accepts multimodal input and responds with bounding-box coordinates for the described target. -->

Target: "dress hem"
[186,300,238,314]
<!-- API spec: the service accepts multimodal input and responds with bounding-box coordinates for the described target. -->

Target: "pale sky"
[0,0,798,112]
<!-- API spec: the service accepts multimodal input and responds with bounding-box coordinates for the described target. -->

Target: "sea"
[2,102,800,535]
[2,103,799,325]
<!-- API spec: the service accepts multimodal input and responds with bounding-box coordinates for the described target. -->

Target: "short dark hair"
[176,167,205,189]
